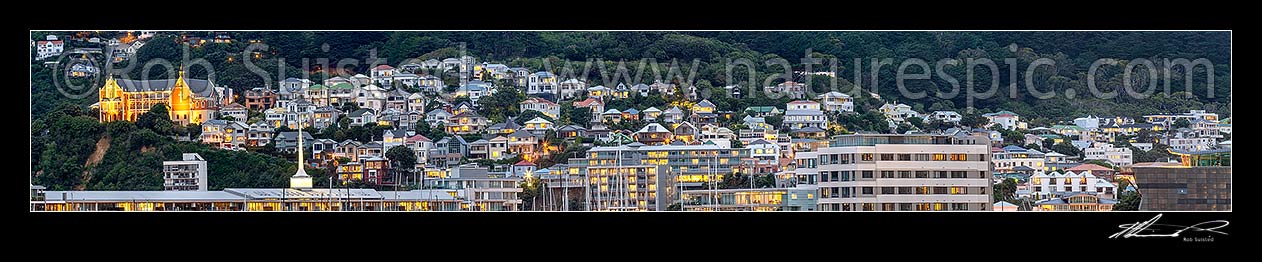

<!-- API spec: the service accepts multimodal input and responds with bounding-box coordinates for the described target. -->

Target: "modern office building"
[794,134,993,211]
[163,153,209,191]
[1133,148,1231,211]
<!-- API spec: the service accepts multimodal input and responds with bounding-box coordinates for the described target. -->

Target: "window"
[898,154,911,161]
[881,171,894,178]
[915,171,929,178]
[899,171,912,178]
[935,171,949,178]
[951,171,968,178]
[881,187,894,194]
[862,154,874,161]
[880,154,895,161]
[898,187,913,194]
[932,154,948,161]
[861,171,873,179]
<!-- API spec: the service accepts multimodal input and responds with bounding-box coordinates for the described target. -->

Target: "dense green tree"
[905,117,925,130]
[1050,140,1083,157]
[136,104,174,135]
[960,112,989,129]
[719,172,751,189]
[1113,191,1141,211]
[386,145,417,186]
[993,178,1018,203]
[476,86,526,123]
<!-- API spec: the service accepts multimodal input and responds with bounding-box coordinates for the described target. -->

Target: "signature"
[1109,214,1229,239]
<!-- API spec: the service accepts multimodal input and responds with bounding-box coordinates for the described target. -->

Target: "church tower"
[168,67,194,125]
[98,75,124,122]
[290,112,313,189]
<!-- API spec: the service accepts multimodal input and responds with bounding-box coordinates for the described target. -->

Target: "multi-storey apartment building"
[163,153,208,191]
[566,143,753,211]
[794,134,993,211]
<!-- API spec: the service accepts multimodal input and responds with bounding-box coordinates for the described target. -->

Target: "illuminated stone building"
[97,69,223,126]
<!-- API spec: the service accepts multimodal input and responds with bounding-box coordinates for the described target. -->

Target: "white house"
[519,98,560,119]
[816,91,854,112]
[930,111,962,123]
[1164,136,1218,152]
[746,139,781,167]
[527,71,558,95]
[764,81,806,99]
[984,111,1027,130]
[349,109,377,127]
[663,106,685,124]
[784,100,827,130]
[456,81,492,103]
[425,108,453,127]
[880,103,922,123]
[36,35,64,60]
[642,107,662,121]
[1083,143,1133,167]
[1074,115,1100,131]
[523,117,555,136]
[218,103,248,121]
[370,64,397,86]
[355,85,389,112]
[200,120,249,150]
[1026,170,1117,200]
[557,78,585,100]
[992,145,1046,173]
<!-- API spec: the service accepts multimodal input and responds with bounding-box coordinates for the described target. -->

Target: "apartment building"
[567,143,753,211]
[163,153,209,191]
[794,134,993,211]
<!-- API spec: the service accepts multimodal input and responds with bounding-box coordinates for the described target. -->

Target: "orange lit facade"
[98,70,221,126]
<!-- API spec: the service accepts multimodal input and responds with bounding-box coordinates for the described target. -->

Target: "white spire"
[290,112,312,189]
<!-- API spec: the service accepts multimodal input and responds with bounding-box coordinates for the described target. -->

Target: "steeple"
[290,112,312,189]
